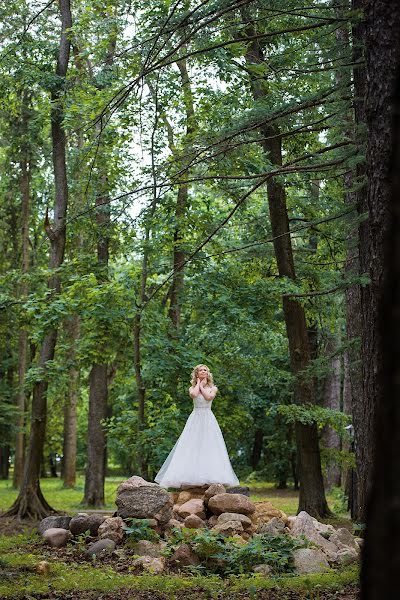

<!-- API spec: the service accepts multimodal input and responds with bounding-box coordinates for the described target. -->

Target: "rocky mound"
[37,476,362,575]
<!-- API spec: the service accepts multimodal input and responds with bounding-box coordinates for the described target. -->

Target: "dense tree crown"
[0,0,366,516]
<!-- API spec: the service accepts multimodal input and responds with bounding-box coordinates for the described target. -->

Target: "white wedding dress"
[154,393,239,488]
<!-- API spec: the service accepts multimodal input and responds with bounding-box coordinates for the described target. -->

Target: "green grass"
[0,533,359,599]
[0,476,125,514]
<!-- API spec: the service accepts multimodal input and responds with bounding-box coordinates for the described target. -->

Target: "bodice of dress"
[193,393,212,409]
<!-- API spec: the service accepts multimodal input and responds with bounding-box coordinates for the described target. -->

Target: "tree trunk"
[353,0,400,525]
[167,58,196,333]
[251,428,263,470]
[83,364,108,506]
[83,31,116,505]
[361,13,400,595]
[321,336,342,490]
[62,315,79,488]
[240,11,329,517]
[5,0,72,520]
[0,447,10,479]
[14,134,31,488]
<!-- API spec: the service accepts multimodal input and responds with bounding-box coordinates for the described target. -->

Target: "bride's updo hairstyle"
[191,364,214,387]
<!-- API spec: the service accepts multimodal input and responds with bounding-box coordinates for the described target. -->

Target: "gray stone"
[258,517,286,536]
[42,527,72,547]
[291,511,338,560]
[217,512,252,528]
[293,548,330,573]
[38,516,72,536]
[132,540,167,558]
[132,556,166,574]
[213,519,244,536]
[116,481,172,524]
[98,516,125,544]
[86,538,116,556]
[253,564,272,576]
[226,486,250,497]
[69,514,106,537]
[336,547,359,565]
[204,484,226,501]
[330,527,358,551]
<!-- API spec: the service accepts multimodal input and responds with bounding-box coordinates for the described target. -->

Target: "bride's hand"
[196,377,201,386]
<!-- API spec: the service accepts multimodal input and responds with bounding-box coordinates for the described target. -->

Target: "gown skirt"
[154,393,239,488]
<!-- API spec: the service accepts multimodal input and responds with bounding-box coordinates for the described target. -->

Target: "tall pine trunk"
[361,5,400,593]
[5,0,72,519]
[240,11,329,517]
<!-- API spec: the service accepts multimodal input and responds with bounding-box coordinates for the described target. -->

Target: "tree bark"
[62,315,79,488]
[251,428,263,470]
[321,336,342,490]
[361,12,400,595]
[240,11,329,517]
[83,31,116,505]
[167,58,196,332]
[13,98,31,488]
[5,0,72,520]
[353,0,400,524]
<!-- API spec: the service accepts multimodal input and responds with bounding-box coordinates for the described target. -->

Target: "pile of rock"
[37,476,362,575]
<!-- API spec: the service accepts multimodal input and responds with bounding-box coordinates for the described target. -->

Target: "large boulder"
[176,498,206,519]
[98,516,125,544]
[115,477,172,525]
[42,528,72,548]
[208,493,255,516]
[38,516,72,536]
[291,512,338,561]
[169,543,200,568]
[251,501,288,527]
[69,514,106,537]
[293,548,330,573]
[86,539,116,557]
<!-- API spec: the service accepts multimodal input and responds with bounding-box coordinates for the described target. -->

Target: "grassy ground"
[0,532,359,599]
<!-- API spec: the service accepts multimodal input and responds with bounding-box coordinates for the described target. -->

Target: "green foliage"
[164,528,309,576]
[123,518,160,544]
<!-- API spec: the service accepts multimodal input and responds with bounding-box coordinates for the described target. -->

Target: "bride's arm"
[200,384,217,402]
[189,378,201,398]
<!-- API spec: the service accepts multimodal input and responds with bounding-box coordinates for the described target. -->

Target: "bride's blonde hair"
[191,364,214,387]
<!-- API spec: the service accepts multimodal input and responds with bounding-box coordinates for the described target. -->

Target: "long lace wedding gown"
[154,392,239,488]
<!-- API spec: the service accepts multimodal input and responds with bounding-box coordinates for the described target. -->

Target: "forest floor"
[0,478,358,599]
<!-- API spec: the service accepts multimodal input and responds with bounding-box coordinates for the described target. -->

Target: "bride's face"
[197,366,208,380]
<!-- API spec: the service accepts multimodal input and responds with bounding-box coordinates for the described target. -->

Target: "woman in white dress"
[154,364,239,488]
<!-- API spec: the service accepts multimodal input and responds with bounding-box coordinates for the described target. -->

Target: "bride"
[154,364,239,488]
